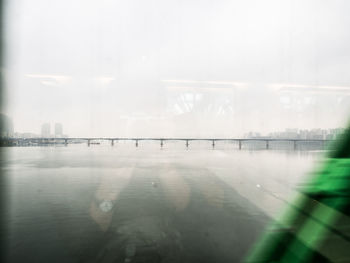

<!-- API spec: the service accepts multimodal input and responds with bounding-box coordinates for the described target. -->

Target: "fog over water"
[3,0,350,137]
[2,144,320,262]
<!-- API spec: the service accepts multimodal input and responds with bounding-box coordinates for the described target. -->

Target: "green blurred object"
[245,128,350,263]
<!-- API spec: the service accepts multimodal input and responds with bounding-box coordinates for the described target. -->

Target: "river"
[1,142,322,262]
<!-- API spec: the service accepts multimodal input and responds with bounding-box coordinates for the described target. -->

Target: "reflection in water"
[196,173,225,209]
[159,168,191,211]
[90,168,133,232]
[2,145,318,263]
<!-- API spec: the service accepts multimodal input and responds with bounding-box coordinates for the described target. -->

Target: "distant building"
[298,130,306,139]
[284,128,299,139]
[249,127,344,140]
[41,123,51,137]
[0,114,14,138]
[54,123,63,137]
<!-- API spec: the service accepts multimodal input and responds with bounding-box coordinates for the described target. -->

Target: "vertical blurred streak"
[0,0,5,261]
[0,0,3,113]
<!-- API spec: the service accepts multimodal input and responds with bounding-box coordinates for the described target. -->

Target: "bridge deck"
[5,137,331,150]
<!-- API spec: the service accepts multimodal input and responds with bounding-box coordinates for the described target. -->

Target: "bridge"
[6,137,331,150]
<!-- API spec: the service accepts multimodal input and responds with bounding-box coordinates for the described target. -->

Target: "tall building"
[41,123,51,137]
[54,123,63,137]
[0,114,14,138]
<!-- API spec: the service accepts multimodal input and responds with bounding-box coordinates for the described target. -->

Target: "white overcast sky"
[3,0,350,137]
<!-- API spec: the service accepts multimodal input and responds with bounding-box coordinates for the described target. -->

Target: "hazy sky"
[4,0,350,137]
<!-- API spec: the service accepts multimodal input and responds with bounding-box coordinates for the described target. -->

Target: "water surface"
[1,143,321,262]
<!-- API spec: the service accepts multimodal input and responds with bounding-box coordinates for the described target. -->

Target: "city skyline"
[3,113,345,140]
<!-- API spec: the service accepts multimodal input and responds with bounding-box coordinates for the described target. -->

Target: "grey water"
[1,142,322,263]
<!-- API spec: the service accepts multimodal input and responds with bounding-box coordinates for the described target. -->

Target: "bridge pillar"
[186,140,189,149]
[212,140,215,149]
[64,139,68,146]
[111,139,114,146]
[87,139,90,147]
[239,140,242,150]
[135,140,138,147]
[160,140,164,148]
[266,140,269,149]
